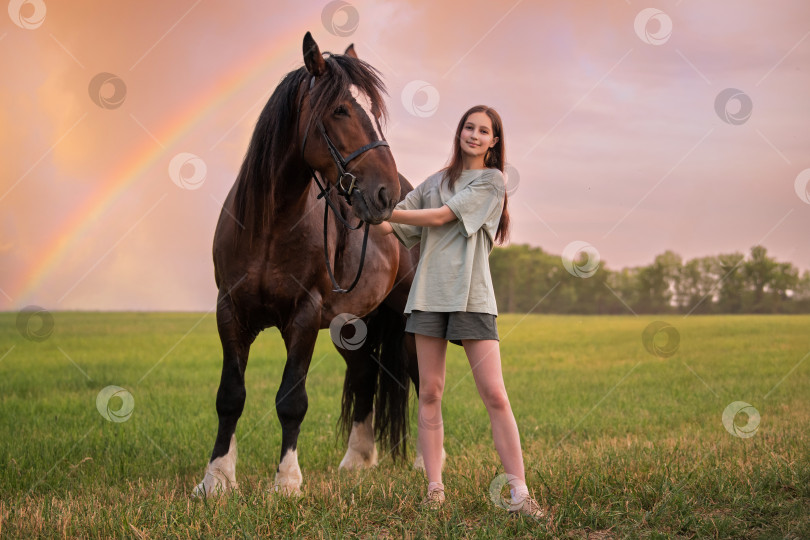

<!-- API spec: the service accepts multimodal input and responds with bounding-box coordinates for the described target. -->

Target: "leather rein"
[297,75,390,293]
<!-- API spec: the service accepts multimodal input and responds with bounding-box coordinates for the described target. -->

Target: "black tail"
[336,304,411,463]
[372,304,411,462]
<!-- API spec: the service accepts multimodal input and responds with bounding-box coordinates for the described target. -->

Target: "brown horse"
[194,32,444,498]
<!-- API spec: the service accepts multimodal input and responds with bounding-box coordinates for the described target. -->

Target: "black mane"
[232,53,389,242]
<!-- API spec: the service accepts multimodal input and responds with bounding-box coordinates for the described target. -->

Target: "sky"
[1,0,809,311]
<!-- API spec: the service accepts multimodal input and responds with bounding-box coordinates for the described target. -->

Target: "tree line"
[490,244,810,315]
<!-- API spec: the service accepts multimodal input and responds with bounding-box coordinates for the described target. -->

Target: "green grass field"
[1,312,808,539]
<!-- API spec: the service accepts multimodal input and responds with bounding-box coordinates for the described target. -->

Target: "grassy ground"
[0,312,808,538]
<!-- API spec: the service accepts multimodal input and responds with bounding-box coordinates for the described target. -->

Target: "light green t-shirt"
[390,167,506,315]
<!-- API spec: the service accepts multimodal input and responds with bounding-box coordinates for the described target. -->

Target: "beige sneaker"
[420,488,445,509]
[507,496,547,519]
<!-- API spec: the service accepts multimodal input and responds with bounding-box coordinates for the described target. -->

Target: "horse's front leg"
[273,301,321,497]
[193,289,254,498]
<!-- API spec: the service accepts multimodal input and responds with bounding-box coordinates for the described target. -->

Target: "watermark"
[16,305,54,342]
[794,168,810,204]
[321,0,359,37]
[714,88,752,125]
[169,152,207,190]
[561,241,600,278]
[401,80,440,118]
[488,473,523,511]
[503,162,520,196]
[88,72,127,110]
[96,385,135,423]
[490,164,520,199]
[634,8,672,46]
[329,313,367,351]
[641,321,680,358]
[8,0,46,29]
[417,402,443,432]
[721,401,760,438]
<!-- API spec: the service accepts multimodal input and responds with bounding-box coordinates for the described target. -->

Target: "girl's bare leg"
[462,339,526,486]
[415,333,448,485]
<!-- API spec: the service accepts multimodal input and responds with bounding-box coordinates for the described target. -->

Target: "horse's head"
[297,32,400,224]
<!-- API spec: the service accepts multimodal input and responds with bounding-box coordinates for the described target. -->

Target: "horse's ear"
[303,31,327,76]
[344,44,358,58]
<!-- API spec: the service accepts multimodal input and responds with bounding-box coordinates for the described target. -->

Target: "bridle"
[297,74,390,293]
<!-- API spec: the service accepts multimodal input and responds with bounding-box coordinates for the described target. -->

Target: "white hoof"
[273,447,303,497]
[339,412,378,470]
[192,434,238,498]
[413,446,447,471]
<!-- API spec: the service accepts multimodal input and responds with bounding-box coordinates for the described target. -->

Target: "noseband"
[297,75,390,293]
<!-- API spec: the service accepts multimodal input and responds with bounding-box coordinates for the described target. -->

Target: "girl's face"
[459,111,499,159]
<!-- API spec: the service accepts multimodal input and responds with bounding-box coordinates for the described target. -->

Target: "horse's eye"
[334,105,349,116]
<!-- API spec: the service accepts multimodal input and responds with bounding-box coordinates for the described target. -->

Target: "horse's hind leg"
[335,315,380,470]
[193,291,254,498]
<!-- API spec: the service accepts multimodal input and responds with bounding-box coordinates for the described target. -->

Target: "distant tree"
[744,245,778,313]
[634,251,681,314]
[605,267,641,314]
[491,246,518,312]
[489,244,808,314]
[770,261,799,312]
[491,244,560,314]
[796,271,810,300]
[794,271,810,312]
[569,257,614,314]
[677,256,719,314]
[715,252,746,313]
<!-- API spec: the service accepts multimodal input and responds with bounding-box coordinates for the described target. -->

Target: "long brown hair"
[440,105,510,245]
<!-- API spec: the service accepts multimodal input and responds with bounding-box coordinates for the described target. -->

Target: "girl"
[376,105,546,519]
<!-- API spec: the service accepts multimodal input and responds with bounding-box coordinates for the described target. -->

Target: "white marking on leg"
[339,410,378,469]
[273,447,303,496]
[192,434,238,498]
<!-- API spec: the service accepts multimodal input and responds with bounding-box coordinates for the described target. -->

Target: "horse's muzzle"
[352,186,394,224]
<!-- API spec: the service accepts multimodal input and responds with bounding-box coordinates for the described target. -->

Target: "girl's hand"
[376,221,394,235]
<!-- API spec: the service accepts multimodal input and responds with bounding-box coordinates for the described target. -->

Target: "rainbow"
[13,21,320,306]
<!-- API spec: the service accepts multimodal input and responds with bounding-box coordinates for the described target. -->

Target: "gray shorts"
[404,310,499,346]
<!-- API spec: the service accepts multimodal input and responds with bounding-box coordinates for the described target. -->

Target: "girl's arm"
[376,205,456,235]
[391,206,457,227]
